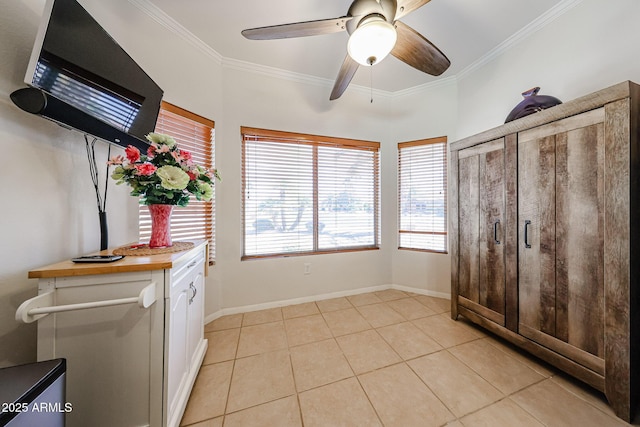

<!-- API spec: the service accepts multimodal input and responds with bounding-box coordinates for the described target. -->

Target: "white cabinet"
[23,241,208,427]
[165,247,206,427]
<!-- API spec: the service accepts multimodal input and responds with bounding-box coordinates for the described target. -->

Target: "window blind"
[139,101,216,263]
[242,127,380,258]
[398,137,448,253]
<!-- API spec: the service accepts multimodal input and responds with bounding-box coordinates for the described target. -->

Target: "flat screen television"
[11,0,163,151]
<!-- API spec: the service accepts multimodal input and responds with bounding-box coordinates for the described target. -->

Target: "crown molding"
[393,75,458,98]
[222,56,393,100]
[127,0,223,64]
[129,0,583,97]
[457,0,584,80]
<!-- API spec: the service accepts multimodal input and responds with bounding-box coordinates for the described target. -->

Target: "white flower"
[146,132,176,147]
[156,165,190,190]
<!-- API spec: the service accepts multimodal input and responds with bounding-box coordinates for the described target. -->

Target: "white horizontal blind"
[398,137,448,252]
[318,146,378,250]
[242,127,380,258]
[139,102,216,262]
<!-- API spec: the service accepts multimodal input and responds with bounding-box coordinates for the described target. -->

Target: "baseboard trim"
[204,284,450,324]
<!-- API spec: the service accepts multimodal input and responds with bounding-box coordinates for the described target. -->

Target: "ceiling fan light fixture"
[347,15,397,66]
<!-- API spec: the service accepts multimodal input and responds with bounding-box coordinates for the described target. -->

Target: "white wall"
[214,66,395,309]
[456,0,640,139]
[389,80,458,297]
[2,0,639,367]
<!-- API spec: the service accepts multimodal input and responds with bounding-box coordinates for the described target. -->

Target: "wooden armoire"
[450,81,639,422]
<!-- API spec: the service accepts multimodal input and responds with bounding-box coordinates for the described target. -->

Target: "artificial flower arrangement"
[109,132,220,206]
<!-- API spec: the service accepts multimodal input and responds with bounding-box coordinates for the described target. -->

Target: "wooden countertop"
[28,240,207,279]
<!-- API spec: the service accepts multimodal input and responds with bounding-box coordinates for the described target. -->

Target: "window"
[242,127,380,258]
[139,101,217,263]
[398,136,448,253]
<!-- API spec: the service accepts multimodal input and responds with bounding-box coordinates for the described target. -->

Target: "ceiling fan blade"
[395,0,432,20]
[242,16,351,40]
[391,21,450,76]
[330,54,359,100]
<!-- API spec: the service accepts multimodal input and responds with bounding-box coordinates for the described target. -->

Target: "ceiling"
[145,0,563,94]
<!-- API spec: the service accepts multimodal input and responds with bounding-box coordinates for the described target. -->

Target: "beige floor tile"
[449,339,544,395]
[336,329,401,374]
[181,417,223,427]
[386,297,437,320]
[236,321,287,358]
[180,361,233,425]
[460,398,545,427]
[284,314,333,347]
[242,307,283,326]
[203,328,240,364]
[315,297,352,312]
[374,289,409,301]
[205,314,243,332]
[187,294,634,427]
[223,396,301,427]
[298,377,382,427]
[356,302,405,328]
[412,313,482,348]
[511,379,629,427]
[322,308,371,336]
[377,322,442,360]
[290,338,354,392]
[550,373,619,419]
[408,350,503,417]
[414,295,452,314]
[359,363,455,427]
[282,302,319,319]
[486,336,556,378]
[226,349,295,413]
[347,292,383,307]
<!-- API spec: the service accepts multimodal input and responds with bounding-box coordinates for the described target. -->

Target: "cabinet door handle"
[188,282,196,305]
[524,220,532,248]
[494,220,501,245]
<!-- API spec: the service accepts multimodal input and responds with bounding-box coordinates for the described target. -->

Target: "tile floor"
[179,289,637,427]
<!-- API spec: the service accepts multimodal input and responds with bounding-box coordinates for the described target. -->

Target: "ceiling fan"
[241,0,450,100]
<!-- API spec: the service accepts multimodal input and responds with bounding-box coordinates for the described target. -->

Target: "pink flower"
[179,150,192,161]
[187,171,198,181]
[135,163,157,176]
[125,145,140,163]
[157,144,171,154]
[147,145,156,157]
[107,155,125,165]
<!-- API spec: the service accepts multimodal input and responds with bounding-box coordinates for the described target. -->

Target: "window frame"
[139,101,217,264]
[397,136,448,254]
[241,126,380,260]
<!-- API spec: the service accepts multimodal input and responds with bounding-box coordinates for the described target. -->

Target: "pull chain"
[370,65,373,103]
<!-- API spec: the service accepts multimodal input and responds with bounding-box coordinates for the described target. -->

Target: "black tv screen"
[18,0,163,150]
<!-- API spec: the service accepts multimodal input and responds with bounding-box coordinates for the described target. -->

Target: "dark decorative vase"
[505,87,562,123]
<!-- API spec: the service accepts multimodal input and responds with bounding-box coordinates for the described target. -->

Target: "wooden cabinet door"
[456,138,507,325]
[518,108,606,375]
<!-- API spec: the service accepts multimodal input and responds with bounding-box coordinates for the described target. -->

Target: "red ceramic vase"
[148,204,174,248]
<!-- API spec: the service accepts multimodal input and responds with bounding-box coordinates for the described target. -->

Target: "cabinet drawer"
[168,250,205,297]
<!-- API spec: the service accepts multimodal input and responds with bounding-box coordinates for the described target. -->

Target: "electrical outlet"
[304,263,311,275]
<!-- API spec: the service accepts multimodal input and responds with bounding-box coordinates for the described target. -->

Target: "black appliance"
[0,359,67,426]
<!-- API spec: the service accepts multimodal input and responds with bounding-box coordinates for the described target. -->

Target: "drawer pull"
[524,220,532,249]
[494,220,501,245]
